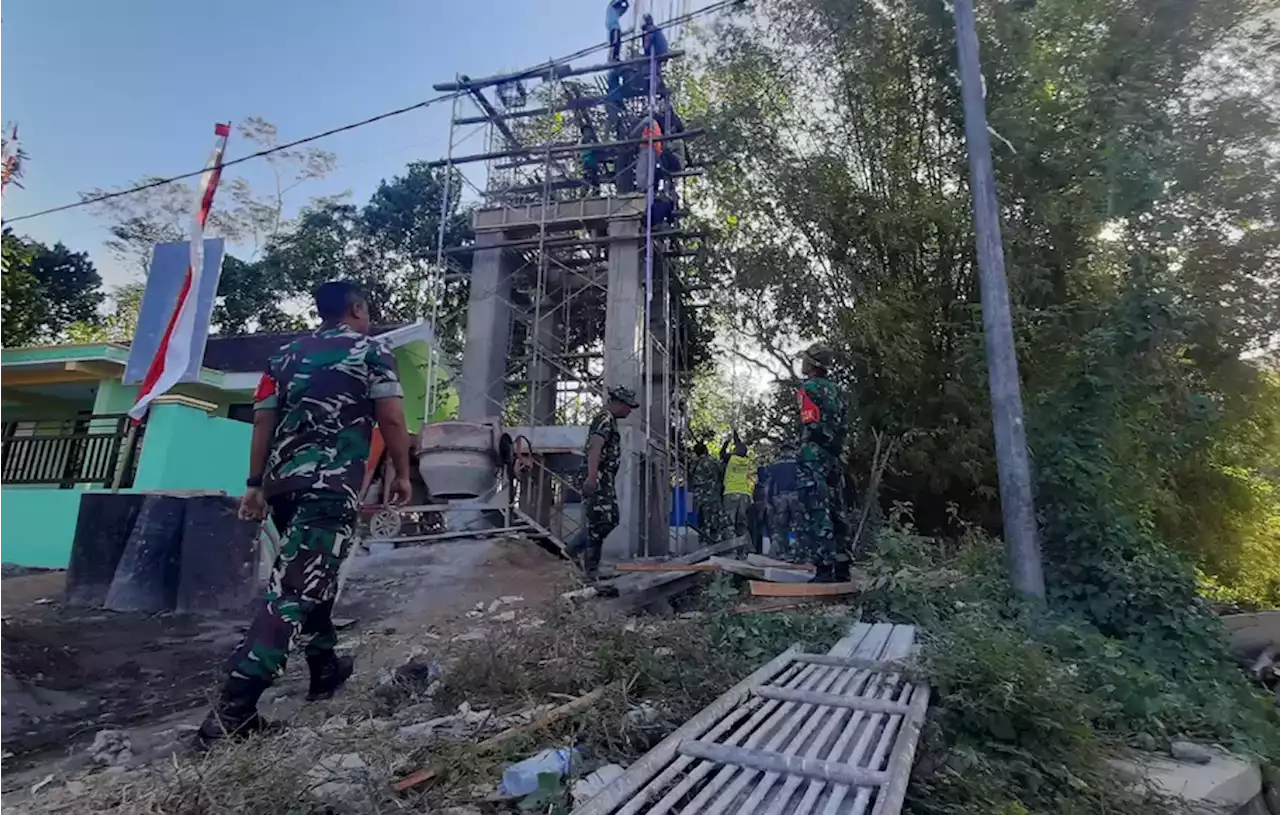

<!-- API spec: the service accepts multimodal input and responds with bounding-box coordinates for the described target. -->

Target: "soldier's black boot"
[832,555,851,583]
[195,676,278,748]
[306,652,355,701]
[582,541,604,582]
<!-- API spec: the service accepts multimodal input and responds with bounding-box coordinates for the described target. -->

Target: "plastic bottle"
[498,747,581,797]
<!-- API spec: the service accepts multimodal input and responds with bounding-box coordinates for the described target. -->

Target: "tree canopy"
[1,229,103,347]
[685,0,1280,608]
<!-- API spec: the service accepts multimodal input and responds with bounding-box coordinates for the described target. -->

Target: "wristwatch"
[246,475,263,488]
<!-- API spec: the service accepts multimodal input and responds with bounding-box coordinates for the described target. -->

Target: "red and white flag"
[1,124,21,195]
[128,123,232,421]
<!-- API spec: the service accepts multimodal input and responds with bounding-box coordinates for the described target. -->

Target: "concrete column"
[604,215,643,560]
[520,287,564,528]
[132,395,220,490]
[459,231,514,421]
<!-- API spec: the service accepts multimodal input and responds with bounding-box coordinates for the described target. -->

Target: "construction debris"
[569,623,929,815]
[748,579,868,597]
[393,686,609,791]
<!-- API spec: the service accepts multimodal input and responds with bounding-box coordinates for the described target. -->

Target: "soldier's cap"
[802,344,836,370]
[607,385,640,408]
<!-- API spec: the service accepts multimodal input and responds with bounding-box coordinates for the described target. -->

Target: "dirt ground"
[0,536,571,791]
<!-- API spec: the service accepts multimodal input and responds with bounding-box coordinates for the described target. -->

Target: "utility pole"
[953,0,1046,598]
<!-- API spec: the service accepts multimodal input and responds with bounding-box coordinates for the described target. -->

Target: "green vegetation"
[685,0,1280,604]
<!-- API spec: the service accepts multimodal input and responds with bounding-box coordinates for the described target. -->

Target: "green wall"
[133,402,251,493]
[0,489,86,568]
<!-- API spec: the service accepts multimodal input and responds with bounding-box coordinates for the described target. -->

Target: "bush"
[855,518,1280,815]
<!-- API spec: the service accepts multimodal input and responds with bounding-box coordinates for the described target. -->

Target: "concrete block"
[1109,750,1262,814]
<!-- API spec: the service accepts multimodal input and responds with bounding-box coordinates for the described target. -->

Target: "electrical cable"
[1,92,466,224]
[3,0,742,226]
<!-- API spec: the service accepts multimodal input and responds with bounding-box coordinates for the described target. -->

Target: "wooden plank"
[614,562,722,573]
[731,599,819,614]
[755,685,914,715]
[748,580,865,597]
[871,684,932,815]
[568,646,804,815]
[746,553,816,572]
[676,740,889,788]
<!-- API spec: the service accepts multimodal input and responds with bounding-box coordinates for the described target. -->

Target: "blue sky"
[2,0,684,288]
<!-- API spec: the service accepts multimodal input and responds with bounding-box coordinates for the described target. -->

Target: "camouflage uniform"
[689,453,725,544]
[793,361,848,575]
[572,385,640,575]
[576,406,621,575]
[226,326,401,686]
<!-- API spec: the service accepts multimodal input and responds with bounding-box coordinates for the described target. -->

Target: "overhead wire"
[2,0,742,227]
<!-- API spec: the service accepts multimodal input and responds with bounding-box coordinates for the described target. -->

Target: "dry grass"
[11,585,855,815]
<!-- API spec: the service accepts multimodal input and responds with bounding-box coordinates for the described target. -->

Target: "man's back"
[798,377,846,459]
[260,327,400,502]
[584,408,621,488]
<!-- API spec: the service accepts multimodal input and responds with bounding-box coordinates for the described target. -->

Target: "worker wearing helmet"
[793,345,849,581]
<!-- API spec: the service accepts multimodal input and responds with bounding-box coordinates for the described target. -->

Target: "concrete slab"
[1108,750,1262,814]
[473,194,645,234]
[1221,612,1280,657]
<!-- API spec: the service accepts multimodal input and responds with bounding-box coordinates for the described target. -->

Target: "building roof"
[201,324,406,373]
[2,322,452,394]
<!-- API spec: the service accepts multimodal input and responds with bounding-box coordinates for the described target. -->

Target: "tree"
[230,163,475,344]
[79,116,339,336]
[65,282,143,344]
[687,0,1280,614]
[0,229,45,345]
[30,242,104,334]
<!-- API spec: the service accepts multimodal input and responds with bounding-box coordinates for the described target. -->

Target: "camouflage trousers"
[227,491,359,683]
[767,491,798,547]
[568,488,618,576]
[793,458,846,569]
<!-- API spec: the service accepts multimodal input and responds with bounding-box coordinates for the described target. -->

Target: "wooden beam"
[614,561,721,573]
[748,580,867,597]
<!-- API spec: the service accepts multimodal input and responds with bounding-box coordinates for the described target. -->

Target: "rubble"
[87,729,132,767]
[572,763,626,805]
[306,752,370,804]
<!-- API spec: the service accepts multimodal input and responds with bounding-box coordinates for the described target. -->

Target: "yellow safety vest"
[723,455,754,496]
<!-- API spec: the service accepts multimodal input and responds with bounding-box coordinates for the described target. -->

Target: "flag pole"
[126,122,232,424]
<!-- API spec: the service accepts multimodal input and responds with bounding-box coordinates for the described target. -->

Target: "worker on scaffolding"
[567,385,639,579]
[607,0,630,62]
[642,14,669,60]
[631,115,663,196]
[580,117,603,196]
[792,345,850,583]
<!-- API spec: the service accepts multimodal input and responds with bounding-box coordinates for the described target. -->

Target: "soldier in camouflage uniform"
[568,385,638,578]
[792,345,850,582]
[688,441,726,544]
[197,281,413,746]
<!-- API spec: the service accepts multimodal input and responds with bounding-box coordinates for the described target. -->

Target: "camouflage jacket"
[583,408,621,498]
[254,326,403,501]
[796,376,847,463]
